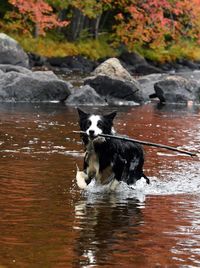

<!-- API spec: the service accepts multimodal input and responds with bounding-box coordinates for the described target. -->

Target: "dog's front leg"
[76,169,93,189]
[76,156,93,189]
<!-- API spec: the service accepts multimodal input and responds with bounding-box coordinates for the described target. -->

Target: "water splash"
[80,161,200,203]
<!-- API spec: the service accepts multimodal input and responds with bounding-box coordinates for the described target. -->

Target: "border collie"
[76,108,149,191]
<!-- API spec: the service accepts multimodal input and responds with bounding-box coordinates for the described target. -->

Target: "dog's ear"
[77,108,88,119]
[104,111,117,121]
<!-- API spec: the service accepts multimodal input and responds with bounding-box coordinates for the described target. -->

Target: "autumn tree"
[7,0,68,37]
[113,0,200,50]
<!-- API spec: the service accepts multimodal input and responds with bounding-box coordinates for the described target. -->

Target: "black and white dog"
[76,108,149,190]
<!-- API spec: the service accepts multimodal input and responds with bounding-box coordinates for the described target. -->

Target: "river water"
[0,102,200,268]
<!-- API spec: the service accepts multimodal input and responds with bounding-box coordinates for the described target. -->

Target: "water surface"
[0,103,200,267]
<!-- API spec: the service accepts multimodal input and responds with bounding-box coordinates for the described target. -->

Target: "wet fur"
[77,108,149,190]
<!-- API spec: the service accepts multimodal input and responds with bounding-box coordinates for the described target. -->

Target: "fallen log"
[73,131,198,157]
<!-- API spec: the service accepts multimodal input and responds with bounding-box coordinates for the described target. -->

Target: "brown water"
[1,102,200,268]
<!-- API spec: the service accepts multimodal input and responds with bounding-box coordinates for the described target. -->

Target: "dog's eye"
[97,121,103,128]
[86,120,91,129]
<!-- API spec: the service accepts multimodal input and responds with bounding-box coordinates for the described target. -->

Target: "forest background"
[1,0,200,63]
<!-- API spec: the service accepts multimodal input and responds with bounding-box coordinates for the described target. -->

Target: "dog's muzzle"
[88,130,96,139]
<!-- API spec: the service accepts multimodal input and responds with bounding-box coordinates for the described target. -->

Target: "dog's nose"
[89,130,95,136]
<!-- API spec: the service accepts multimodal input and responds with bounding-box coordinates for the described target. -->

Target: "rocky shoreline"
[1,33,200,105]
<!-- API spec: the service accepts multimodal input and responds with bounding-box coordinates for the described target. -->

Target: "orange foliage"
[114,0,200,50]
[8,0,68,36]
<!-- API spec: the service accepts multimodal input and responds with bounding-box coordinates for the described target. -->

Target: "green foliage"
[136,40,200,63]
[10,32,200,62]
[76,36,117,59]
[11,33,117,60]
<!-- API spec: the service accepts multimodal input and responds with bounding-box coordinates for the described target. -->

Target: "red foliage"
[8,0,68,36]
[114,0,200,50]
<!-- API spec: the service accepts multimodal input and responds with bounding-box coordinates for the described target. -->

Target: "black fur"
[77,108,149,186]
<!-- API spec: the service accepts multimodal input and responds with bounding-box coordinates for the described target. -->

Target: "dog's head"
[77,108,116,144]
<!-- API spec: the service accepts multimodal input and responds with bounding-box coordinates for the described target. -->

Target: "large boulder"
[84,58,145,104]
[93,57,134,80]
[0,64,71,102]
[153,75,200,103]
[0,33,29,68]
[119,51,147,67]
[134,63,163,75]
[119,51,163,75]
[65,85,107,106]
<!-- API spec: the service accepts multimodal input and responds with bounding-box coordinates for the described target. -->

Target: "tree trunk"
[65,7,85,41]
[63,7,103,41]
[95,15,101,39]
[33,23,39,38]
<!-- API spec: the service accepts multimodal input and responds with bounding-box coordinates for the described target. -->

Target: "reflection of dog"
[76,108,149,190]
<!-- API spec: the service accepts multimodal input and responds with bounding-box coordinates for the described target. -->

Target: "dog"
[76,108,149,191]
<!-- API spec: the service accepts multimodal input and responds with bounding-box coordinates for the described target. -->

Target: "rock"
[119,51,147,66]
[172,63,191,73]
[175,70,200,82]
[137,73,164,101]
[47,55,96,73]
[154,75,200,103]
[28,52,47,67]
[84,58,145,104]
[0,63,49,77]
[0,33,29,68]
[65,85,106,106]
[0,65,71,102]
[93,58,133,81]
[135,63,163,75]
[118,52,163,75]
[177,59,200,70]
[156,62,175,72]
[85,75,144,103]
[0,64,31,74]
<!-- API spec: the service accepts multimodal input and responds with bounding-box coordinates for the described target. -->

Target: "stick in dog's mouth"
[73,130,197,157]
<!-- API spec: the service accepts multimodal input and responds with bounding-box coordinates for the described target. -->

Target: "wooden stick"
[73,130,197,157]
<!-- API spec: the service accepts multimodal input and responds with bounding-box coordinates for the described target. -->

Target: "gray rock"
[175,70,200,82]
[135,63,163,75]
[137,73,164,101]
[177,59,200,70]
[119,52,163,75]
[154,75,200,103]
[85,75,144,103]
[119,51,147,66]
[0,33,29,68]
[0,64,31,74]
[84,58,145,104]
[0,67,71,102]
[65,85,107,106]
[92,58,134,81]
[28,52,47,67]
